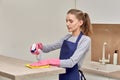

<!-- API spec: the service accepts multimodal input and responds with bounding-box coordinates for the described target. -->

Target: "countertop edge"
[81,67,120,79]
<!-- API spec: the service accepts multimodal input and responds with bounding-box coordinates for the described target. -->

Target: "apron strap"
[65,31,83,44]
[76,32,83,44]
[79,70,86,80]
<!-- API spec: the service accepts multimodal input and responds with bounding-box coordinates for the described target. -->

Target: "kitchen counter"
[0,55,65,80]
[109,71,120,79]
[81,62,120,79]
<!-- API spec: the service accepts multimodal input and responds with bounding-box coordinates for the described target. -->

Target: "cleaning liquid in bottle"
[113,50,118,65]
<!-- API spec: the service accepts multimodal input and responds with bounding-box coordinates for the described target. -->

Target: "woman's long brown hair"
[67,9,93,36]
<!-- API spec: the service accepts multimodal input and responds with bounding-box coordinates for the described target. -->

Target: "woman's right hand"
[30,43,43,55]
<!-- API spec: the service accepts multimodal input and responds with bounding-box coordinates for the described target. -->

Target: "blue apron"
[59,32,84,80]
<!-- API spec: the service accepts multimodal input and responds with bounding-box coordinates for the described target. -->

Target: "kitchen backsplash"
[91,24,120,65]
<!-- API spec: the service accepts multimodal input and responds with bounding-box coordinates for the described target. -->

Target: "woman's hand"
[30,43,43,55]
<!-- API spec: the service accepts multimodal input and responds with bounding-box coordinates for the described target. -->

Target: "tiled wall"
[91,24,120,64]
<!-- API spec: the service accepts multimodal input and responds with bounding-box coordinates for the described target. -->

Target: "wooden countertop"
[0,55,65,80]
[81,64,120,79]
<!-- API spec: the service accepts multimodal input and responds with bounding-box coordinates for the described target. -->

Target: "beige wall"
[0,0,75,61]
[76,0,120,24]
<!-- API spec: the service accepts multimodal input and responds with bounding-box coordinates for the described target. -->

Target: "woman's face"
[66,13,83,33]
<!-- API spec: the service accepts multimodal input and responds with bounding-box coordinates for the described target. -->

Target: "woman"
[30,9,92,80]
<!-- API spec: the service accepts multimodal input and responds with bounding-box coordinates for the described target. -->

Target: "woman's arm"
[42,34,71,53]
[60,36,91,68]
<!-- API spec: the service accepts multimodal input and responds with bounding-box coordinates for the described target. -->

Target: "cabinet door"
[0,75,58,80]
[109,78,118,80]
[84,72,109,80]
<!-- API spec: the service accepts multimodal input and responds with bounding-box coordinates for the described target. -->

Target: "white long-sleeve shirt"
[42,34,91,69]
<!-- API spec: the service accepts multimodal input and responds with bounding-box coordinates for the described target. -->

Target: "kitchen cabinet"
[84,72,109,80]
